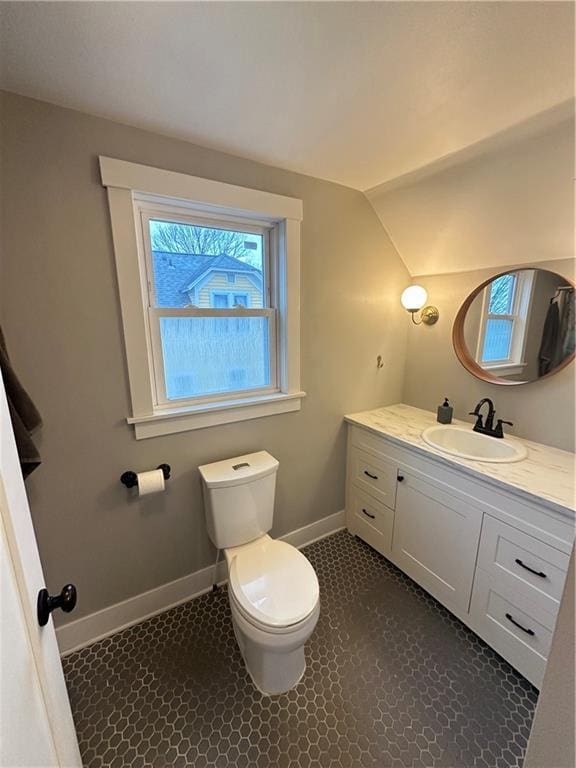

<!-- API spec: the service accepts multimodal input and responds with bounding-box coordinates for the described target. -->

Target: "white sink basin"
[421,425,527,463]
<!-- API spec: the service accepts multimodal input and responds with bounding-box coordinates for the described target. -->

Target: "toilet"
[198,451,320,695]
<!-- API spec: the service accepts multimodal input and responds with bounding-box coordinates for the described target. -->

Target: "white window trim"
[100,156,304,438]
[476,271,535,373]
[480,361,527,376]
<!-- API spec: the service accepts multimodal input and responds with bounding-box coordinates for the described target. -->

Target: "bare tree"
[151,221,248,258]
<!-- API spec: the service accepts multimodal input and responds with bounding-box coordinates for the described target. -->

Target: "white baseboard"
[56,510,345,656]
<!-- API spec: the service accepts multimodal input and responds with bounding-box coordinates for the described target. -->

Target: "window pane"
[159,316,270,400]
[488,274,516,314]
[482,318,513,362]
[212,293,229,308]
[149,219,264,309]
[233,294,248,307]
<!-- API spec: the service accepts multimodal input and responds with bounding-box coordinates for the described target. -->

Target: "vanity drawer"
[348,487,394,557]
[477,515,570,616]
[350,426,396,461]
[349,446,398,509]
[470,569,555,687]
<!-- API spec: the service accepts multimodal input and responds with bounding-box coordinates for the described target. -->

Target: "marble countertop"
[345,404,575,517]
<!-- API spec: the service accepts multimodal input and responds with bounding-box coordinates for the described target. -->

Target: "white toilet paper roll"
[137,469,165,496]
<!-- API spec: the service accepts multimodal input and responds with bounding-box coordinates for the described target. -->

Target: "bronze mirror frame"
[452,268,575,386]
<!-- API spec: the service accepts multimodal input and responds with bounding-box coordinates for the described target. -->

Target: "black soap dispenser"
[437,398,453,424]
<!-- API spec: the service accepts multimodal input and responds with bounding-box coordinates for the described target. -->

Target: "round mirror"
[453,268,575,385]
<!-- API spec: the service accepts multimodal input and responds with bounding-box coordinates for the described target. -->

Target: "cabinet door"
[392,472,483,614]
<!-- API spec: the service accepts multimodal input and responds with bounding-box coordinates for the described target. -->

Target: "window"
[100,157,304,438]
[481,273,516,362]
[212,293,230,308]
[476,271,535,374]
[142,207,271,404]
[209,292,250,308]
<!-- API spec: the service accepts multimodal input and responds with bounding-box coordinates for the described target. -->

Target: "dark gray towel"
[558,290,575,363]
[0,326,42,477]
[538,301,560,377]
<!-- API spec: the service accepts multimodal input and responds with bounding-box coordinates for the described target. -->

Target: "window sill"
[482,361,527,376]
[127,391,306,439]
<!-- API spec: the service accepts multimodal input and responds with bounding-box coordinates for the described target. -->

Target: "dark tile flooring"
[63,531,538,768]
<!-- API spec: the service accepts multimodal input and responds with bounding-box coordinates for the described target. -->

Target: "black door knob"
[37,584,77,627]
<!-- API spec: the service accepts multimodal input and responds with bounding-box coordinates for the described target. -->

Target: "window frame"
[475,270,535,375]
[100,156,304,439]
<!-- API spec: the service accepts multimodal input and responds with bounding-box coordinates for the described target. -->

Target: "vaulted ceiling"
[0,1,573,191]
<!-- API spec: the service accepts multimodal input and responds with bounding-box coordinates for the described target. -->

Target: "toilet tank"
[198,451,279,549]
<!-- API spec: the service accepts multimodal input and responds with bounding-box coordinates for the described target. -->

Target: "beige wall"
[367,106,575,277]
[401,259,575,452]
[524,548,575,768]
[0,91,410,623]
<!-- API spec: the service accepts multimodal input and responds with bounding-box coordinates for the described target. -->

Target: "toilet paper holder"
[120,464,171,489]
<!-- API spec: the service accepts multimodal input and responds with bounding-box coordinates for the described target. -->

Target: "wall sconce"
[400,285,439,326]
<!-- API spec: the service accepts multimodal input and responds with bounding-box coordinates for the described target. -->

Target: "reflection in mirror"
[457,269,575,384]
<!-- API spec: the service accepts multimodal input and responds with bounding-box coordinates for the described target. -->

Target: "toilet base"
[229,595,320,695]
[232,622,306,695]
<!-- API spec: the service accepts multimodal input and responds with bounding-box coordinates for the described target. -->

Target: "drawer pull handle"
[364,470,378,480]
[515,558,547,579]
[505,613,535,636]
[362,508,376,519]
[397,474,404,482]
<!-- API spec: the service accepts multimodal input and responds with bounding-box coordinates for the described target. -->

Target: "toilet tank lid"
[198,451,279,488]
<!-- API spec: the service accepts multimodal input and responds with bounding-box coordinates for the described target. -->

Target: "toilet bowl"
[225,535,320,694]
[198,451,320,695]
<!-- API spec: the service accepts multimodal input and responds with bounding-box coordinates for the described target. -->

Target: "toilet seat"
[228,587,319,636]
[228,537,319,630]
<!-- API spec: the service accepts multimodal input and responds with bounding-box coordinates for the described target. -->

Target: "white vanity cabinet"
[345,417,575,689]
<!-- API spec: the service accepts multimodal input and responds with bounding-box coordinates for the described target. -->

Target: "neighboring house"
[152,251,263,308]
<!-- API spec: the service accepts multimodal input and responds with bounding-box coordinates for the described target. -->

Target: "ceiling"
[0,2,573,191]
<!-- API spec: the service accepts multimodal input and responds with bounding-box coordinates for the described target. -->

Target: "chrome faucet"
[469,398,512,439]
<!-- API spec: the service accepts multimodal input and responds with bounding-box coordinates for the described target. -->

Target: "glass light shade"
[401,285,428,311]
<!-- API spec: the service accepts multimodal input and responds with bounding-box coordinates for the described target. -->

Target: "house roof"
[152,251,261,307]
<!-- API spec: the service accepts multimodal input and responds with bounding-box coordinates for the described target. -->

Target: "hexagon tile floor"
[63,531,538,768]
